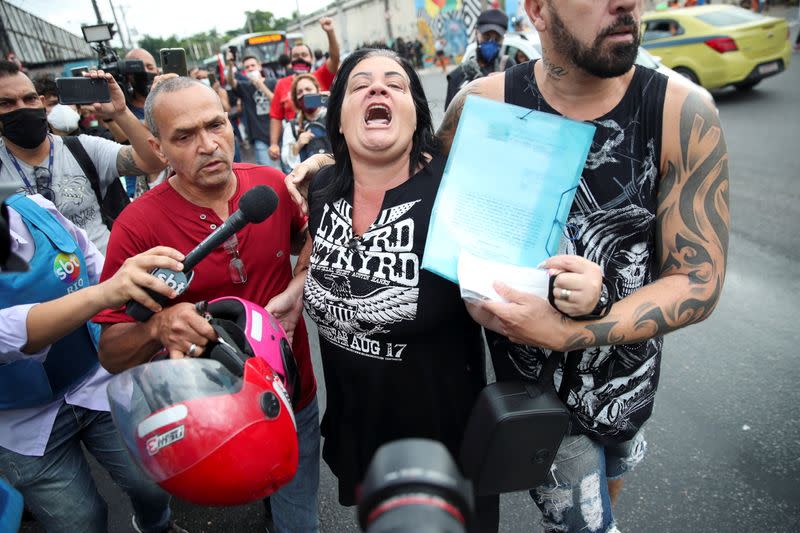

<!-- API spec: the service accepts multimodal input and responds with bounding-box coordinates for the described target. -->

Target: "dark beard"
[549,6,640,79]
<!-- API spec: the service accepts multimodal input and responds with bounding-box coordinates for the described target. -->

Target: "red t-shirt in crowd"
[94,164,316,409]
[269,63,335,123]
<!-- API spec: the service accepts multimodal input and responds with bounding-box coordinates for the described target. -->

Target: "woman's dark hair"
[321,48,439,203]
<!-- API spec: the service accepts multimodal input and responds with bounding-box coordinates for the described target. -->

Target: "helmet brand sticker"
[272,376,296,428]
[250,308,264,341]
[146,424,185,455]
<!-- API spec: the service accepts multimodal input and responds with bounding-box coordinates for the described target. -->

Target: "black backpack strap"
[62,136,103,208]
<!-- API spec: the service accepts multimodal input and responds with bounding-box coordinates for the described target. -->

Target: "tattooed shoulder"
[436,79,491,156]
[116,146,144,176]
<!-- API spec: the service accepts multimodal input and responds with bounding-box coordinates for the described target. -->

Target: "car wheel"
[734,80,761,92]
[673,67,700,86]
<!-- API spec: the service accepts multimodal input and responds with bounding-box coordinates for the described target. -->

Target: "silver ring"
[560,288,571,301]
[186,343,198,357]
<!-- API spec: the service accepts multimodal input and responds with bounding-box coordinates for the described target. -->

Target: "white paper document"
[457,251,549,302]
[422,95,597,288]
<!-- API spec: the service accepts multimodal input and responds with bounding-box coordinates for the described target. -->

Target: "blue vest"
[0,195,100,410]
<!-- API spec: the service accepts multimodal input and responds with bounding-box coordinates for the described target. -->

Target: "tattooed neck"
[541,51,568,80]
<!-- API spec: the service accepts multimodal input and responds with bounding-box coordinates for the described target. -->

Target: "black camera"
[80,23,148,102]
[357,439,474,533]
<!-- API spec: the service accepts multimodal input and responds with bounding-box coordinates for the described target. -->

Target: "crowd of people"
[1,1,731,533]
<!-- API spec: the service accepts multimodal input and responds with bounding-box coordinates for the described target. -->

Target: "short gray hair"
[144,76,212,138]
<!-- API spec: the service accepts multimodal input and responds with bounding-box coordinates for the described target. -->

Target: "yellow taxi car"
[641,5,792,91]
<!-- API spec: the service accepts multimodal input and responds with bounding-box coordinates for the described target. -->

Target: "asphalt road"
[20,27,800,533]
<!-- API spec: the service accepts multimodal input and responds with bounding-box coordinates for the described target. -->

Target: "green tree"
[243,10,291,32]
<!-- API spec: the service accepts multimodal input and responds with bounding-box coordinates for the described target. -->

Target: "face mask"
[0,107,49,149]
[246,69,262,81]
[199,78,211,86]
[291,59,312,74]
[47,104,80,133]
[477,40,501,63]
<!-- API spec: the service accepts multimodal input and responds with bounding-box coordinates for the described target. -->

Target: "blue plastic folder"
[422,95,596,282]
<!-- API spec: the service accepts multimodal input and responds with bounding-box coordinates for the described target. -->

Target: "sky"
[8,0,331,42]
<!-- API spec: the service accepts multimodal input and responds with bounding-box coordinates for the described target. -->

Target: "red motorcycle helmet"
[107,299,299,506]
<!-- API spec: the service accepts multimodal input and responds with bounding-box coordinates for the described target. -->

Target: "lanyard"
[5,135,54,192]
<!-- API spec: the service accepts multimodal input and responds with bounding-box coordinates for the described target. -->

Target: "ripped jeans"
[530,431,647,533]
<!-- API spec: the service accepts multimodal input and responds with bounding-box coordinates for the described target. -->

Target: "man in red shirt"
[94,77,319,532]
[268,17,340,163]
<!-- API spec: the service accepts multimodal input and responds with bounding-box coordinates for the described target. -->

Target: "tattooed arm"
[113,110,166,176]
[436,74,504,156]
[475,84,729,351]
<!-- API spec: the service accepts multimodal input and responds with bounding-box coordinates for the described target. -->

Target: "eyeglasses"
[223,234,247,284]
[32,166,55,202]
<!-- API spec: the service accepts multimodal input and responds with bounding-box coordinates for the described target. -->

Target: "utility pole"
[107,0,127,49]
[295,0,305,36]
[119,4,134,48]
[383,0,393,41]
[90,0,103,24]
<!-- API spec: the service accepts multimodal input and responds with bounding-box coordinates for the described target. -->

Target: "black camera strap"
[62,136,129,229]
[538,350,582,404]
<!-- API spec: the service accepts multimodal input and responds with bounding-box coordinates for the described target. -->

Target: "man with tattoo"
[441,1,730,531]
[0,60,165,253]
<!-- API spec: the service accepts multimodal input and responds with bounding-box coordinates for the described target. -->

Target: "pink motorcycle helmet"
[205,296,299,404]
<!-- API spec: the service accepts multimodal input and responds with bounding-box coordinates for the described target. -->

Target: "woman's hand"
[541,255,604,317]
[285,153,335,215]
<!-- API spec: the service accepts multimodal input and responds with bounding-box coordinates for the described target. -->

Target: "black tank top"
[489,61,669,444]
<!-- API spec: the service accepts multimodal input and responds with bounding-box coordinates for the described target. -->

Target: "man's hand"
[468,283,569,351]
[541,255,603,317]
[226,50,235,65]
[269,144,281,160]
[320,17,334,32]
[84,69,127,119]
[266,289,304,345]
[151,73,178,92]
[96,246,185,312]
[285,152,335,215]
[148,302,218,359]
[297,131,315,147]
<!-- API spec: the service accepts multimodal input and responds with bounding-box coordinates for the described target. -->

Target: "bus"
[222,31,304,72]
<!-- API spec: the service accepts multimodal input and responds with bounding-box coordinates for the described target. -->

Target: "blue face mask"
[477,40,501,63]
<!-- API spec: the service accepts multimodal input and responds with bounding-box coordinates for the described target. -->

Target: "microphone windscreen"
[239,185,278,223]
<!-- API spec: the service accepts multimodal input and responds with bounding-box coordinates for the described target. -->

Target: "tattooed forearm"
[563,90,730,350]
[436,83,480,156]
[116,146,145,176]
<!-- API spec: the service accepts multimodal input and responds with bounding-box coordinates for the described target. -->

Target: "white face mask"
[246,69,262,80]
[47,104,80,133]
[198,78,211,86]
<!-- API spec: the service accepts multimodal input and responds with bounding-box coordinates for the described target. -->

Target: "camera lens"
[358,439,473,533]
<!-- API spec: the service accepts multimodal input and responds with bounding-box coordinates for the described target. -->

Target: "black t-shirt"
[305,154,486,505]
[492,60,669,445]
[234,81,271,143]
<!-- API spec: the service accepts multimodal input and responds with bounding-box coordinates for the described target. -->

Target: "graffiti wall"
[414,0,521,63]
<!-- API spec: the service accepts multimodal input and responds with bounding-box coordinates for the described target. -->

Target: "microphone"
[182,185,277,272]
[125,185,279,322]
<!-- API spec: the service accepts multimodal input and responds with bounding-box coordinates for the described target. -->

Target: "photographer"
[124,48,159,121]
[0,192,185,533]
[0,60,166,253]
[280,74,329,171]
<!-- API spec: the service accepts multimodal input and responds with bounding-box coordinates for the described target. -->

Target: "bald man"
[124,48,159,120]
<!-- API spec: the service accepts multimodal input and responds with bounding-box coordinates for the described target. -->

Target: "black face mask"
[0,107,49,149]
[291,59,313,74]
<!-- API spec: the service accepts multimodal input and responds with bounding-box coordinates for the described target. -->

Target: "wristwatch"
[573,278,615,321]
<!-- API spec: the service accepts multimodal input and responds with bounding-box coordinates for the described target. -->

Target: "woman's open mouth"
[364,103,392,127]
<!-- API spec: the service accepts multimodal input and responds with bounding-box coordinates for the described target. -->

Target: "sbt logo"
[153,269,189,294]
[54,252,81,283]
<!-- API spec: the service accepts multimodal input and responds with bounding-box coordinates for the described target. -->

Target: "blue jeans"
[253,139,283,170]
[530,431,646,533]
[270,396,321,533]
[0,404,171,533]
